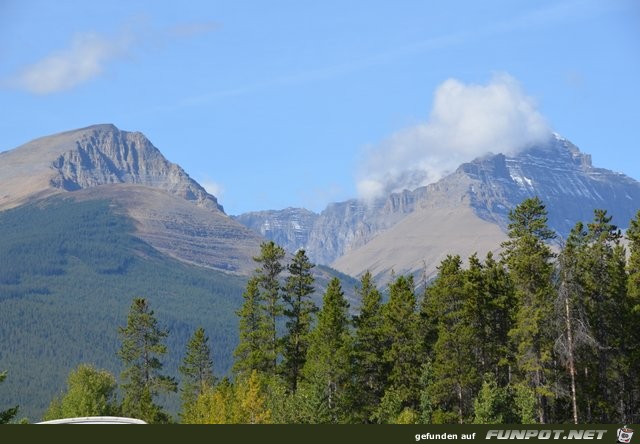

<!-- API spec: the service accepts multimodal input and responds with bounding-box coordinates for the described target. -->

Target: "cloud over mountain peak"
[357,74,551,200]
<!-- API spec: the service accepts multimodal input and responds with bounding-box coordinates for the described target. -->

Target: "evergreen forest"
[1,197,639,424]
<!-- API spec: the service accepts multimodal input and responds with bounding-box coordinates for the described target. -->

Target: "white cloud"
[357,74,552,200]
[7,20,218,95]
[11,32,130,94]
[201,179,224,198]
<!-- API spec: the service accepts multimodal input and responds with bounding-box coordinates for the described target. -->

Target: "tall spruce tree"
[625,210,640,423]
[253,241,286,376]
[381,275,422,415]
[281,249,317,393]
[423,255,478,423]
[628,210,640,309]
[580,210,627,422]
[501,197,556,423]
[118,298,177,423]
[464,254,492,376]
[179,327,216,419]
[300,278,352,423]
[482,251,515,387]
[350,271,388,423]
[234,276,271,376]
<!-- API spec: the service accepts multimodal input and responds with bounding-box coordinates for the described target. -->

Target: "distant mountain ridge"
[236,134,640,282]
[461,134,639,234]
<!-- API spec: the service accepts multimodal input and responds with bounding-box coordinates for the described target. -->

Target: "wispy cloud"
[6,20,218,95]
[200,178,224,199]
[9,32,129,94]
[356,74,552,200]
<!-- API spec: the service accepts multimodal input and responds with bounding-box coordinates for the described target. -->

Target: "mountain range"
[1,124,638,420]
[236,134,640,283]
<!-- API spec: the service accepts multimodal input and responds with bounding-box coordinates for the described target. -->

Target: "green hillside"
[0,196,247,421]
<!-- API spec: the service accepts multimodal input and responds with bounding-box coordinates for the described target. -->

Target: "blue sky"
[1,0,639,215]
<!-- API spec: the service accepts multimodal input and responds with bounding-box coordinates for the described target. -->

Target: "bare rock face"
[47,124,223,212]
[461,134,640,236]
[233,207,319,255]
[0,124,222,212]
[235,191,427,266]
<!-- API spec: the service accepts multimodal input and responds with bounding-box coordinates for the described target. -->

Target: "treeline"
[5,197,637,424]
[187,197,639,424]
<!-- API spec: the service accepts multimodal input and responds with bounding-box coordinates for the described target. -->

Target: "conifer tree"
[234,277,270,376]
[464,254,492,375]
[628,210,640,308]
[381,275,422,413]
[253,241,286,375]
[118,297,177,423]
[624,210,640,422]
[501,197,556,423]
[179,327,216,419]
[482,251,515,386]
[281,249,317,393]
[350,271,388,423]
[423,255,478,423]
[580,210,627,422]
[300,278,352,423]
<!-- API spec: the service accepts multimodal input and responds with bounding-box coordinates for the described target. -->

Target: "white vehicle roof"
[36,416,147,424]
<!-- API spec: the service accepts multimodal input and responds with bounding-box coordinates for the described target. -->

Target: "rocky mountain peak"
[49,124,223,212]
[0,124,223,212]
[458,134,640,236]
[236,134,640,279]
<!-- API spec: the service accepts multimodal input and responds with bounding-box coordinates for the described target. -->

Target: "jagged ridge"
[236,134,640,281]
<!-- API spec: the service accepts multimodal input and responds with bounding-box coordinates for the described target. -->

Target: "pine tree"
[482,251,515,387]
[281,249,317,393]
[42,364,119,421]
[350,271,388,423]
[628,210,640,307]
[118,297,177,423]
[0,371,18,424]
[179,327,216,420]
[501,197,556,423]
[253,241,286,376]
[234,277,270,376]
[580,209,628,422]
[464,254,492,376]
[423,255,478,423]
[300,278,352,423]
[381,275,422,414]
[625,211,640,423]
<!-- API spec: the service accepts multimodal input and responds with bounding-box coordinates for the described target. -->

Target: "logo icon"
[617,426,634,444]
